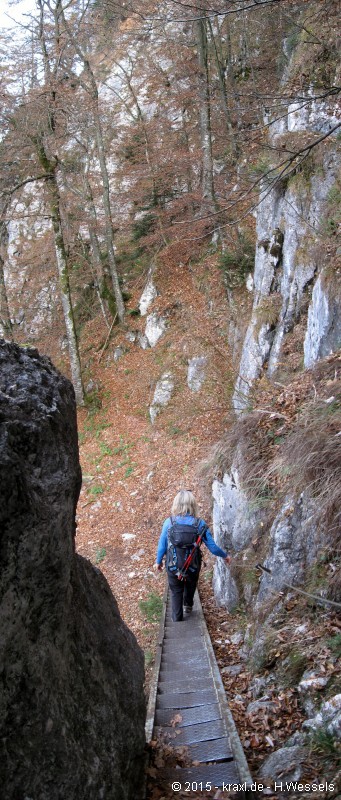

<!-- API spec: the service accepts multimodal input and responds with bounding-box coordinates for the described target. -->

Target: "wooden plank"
[145,586,168,744]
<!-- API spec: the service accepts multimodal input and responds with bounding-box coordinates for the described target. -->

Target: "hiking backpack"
[165,518,207,576]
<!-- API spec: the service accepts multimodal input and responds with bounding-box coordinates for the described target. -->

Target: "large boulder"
[0,341,145,800]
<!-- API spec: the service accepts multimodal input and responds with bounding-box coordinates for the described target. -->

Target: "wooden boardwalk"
[146,588,253,794]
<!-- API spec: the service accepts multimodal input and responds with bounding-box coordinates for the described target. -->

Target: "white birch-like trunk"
[47,164,84,405]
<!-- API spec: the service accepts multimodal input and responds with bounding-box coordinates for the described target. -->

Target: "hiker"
[156,489,231,622]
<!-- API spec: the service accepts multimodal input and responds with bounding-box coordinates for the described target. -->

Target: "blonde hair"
[171,489,199,518]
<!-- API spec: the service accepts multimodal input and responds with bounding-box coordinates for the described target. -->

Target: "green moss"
[139,592,163,623]
[95,547,106,564]
[100,280,117,318]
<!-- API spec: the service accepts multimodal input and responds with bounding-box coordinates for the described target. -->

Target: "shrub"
[132,213,156,241]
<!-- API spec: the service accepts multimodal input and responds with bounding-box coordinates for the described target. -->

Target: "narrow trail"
[146,588,253,795]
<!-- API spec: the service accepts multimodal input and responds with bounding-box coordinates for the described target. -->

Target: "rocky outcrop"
[149,371,174,423]
[187,356,207,392]
[139,270,157,316]
[0,341,145,800]
[145,312,166,347]
[212,475,319,611]
[212,467,264,609]
[212,467,262,553]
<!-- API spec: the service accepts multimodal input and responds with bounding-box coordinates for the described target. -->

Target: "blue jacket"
[156,514,227,565]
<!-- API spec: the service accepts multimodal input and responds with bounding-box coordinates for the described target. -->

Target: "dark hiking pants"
[167,570,198,621]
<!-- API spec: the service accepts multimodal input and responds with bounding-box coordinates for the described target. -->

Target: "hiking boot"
[183,605,192,617]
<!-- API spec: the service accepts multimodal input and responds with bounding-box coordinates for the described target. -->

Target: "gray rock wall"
[0,341,145,800]
[212,466,264,610]
[256,493,318,607]
[233,146,340,412]
[304,271,341,367]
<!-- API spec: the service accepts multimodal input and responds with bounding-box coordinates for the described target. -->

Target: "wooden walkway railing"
[146,588,253,795]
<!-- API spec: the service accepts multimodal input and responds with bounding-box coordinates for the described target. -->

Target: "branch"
[174,121,341,230]
[2,173,53,199]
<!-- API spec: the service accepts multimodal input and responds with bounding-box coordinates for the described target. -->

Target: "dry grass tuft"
[205,409,278,509]
[271,396,341,543]
[327,568,341,603]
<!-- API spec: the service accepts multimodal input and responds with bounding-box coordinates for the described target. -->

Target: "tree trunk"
[82,169,110,325]
[52,203,85,406]
[207,18,239,162]
[93,119,125,322]
[0,216,13,341]
[195,16,215,209]
[34,138,84,404]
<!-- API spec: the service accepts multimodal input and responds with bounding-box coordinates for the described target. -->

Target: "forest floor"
[73,256,340,800]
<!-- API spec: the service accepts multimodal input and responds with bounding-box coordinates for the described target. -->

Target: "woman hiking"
[156,489,231,622]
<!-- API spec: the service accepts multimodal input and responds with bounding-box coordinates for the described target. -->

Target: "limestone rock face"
[0,341,145,800]
[233,149,340,412]
[212,559,239,611]
[304,271,341,367]
[212,468,263,610]
[213,468,261,553]
[256,493,318,607]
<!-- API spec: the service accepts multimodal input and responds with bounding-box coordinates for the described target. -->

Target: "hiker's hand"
[224,555,231,565]
[156,563,163,572]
